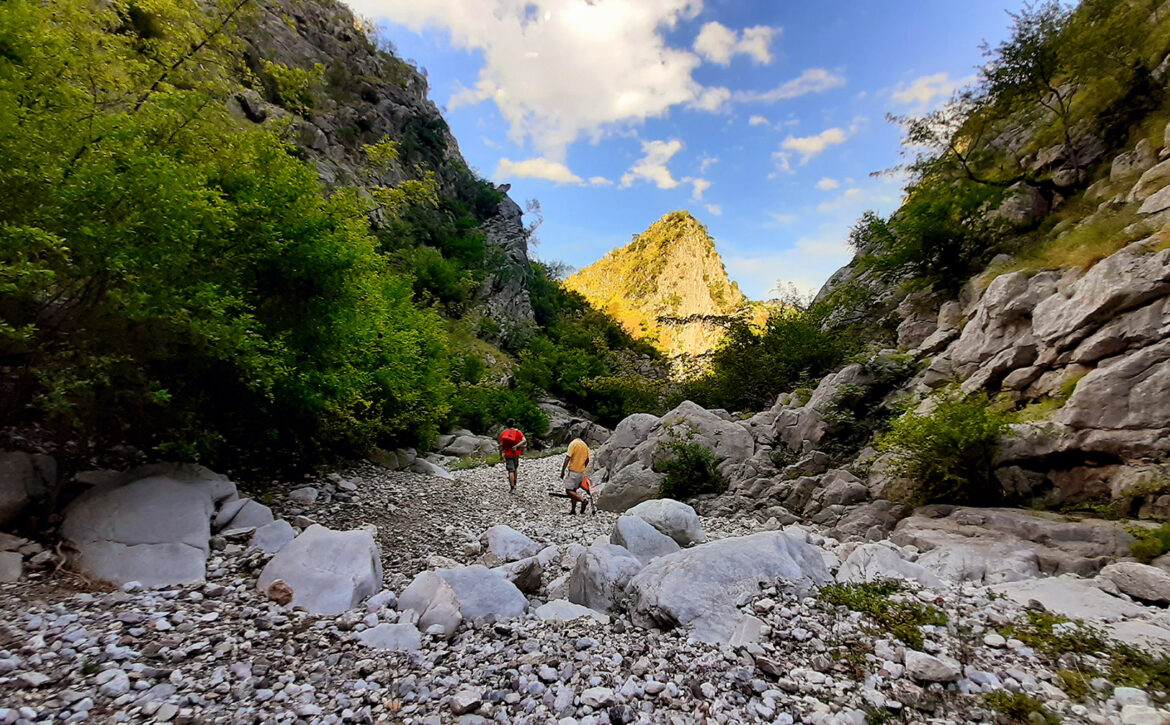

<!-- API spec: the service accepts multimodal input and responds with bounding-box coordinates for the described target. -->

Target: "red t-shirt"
[499,428,524,458]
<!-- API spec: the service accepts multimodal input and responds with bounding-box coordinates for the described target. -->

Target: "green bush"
[819,580,947,649]
[447,384,548,437]
[982,692,1059,725]
[877,391,1011,505]
[654,438,727,500]
[1130,524,1170,563]
[679,302,853,412]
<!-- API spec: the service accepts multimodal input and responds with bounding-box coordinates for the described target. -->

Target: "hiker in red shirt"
[498,419,526,493]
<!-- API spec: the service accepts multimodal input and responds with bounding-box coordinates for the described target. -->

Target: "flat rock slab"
[991,576,1148,621]
[257,524,382,615]
[358,623,421,651]
[535,599,610,624]
[609,515,679,564]
[433,565,529,620]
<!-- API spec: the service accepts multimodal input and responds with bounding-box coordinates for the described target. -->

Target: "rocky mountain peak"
[564,210,746,358]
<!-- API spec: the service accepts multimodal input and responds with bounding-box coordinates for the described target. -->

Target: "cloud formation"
[621,138,684,189]
[495,157,583,184]
[892,72,970,108]
[350,0,758,158]
[782,127,846,160]
[734,68,845,104]
[693,21,776,65]
[815,177,839,191]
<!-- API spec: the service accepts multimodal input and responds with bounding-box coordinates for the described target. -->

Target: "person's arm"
[561,455,569,478]
[517,433,527,452]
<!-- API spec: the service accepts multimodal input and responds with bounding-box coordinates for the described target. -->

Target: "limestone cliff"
[564,211,748,359]
[236,0,534,328]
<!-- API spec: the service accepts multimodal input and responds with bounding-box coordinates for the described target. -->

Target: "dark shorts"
[505,456,519,473]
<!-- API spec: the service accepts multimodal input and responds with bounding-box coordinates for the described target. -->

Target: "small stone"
[265,579,293,606]
[449,689,482,715]
[17,672,49,688]
[983,633,1007,648]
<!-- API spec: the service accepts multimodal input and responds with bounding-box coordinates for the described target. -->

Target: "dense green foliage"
[515,261,665,427]
[0,0,454,468]
[678,298,855,412]
[819,580,947,649]
[653,437,727,500]
[982,692,1060,725]
[447,385,549,438]
[877,391,1011,505]
[1130,523,1170,563]
[0,0,660,475]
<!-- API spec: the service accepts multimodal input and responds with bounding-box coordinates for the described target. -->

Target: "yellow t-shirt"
[566,438,590,473]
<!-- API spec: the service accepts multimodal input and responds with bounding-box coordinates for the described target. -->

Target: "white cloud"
[698,153,718,173]
[765,212,798,226]
[781,127,847,161]
[620,138,684,189]
[748,115,770,127]
[691,86,731,112]
[349,0,725,158]
[815,177,839,191]
[738,26,775,64]
[892,72,970,108]
[734,68,845,103]
[693,22,776,65]
[589,176,613,186]
[495,157,583,184]
[705,203,723,216]
[689,177,711,200]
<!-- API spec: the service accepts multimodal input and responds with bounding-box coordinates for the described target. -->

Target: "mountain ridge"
[564,210,752,359]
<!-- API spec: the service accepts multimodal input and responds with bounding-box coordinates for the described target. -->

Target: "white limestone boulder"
[609,515,680,564]
[626,498,706,546]
[61,464,237,588]
[626,531,830,644]
[567,540,644,612]
[257,524,382,615]
[835,544,941,588]
[480,525,542,563]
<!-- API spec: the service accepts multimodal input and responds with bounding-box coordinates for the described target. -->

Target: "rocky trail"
[1,454,1169,725]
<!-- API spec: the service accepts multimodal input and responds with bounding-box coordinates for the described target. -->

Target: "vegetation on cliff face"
[0,0,663,474]
[565,211,757,359]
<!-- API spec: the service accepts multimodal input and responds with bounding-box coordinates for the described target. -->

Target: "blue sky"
[345,0,1029,298]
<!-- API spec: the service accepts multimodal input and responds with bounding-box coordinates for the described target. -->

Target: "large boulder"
[1099,562,1170,605]
[539,400,612,448]
[61,464,237,588]
[626,531,830,644]
[398,571,462,637]
[480,525,542,563]
[257,524,382,615]
[214,498,274,532]
[594,402,754,512]
[567,540,644,611]
[432,565,529,620]
[835,544,941,588]
[0,452,55,526]
[626,499,706,546]
[609,515,680,564]
[439,433,497,458]
[991,576,1148,621]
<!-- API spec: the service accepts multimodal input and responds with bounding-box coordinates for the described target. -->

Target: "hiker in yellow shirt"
[560,437,591,515]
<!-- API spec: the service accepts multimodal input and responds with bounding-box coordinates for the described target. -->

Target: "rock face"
[564,211,752,358]
[238,0,534,331]
[432,565,529,620]
[595,401,754,512]
[256,524,382,615]
[892,506,1134,581]
[61,464,237,588]
[626,531,830,643]
[0,451,55,526]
